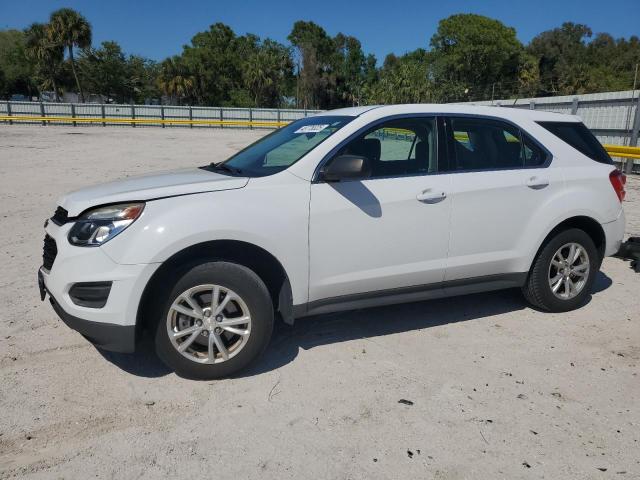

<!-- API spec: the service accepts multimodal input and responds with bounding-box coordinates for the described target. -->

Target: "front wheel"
[154,261,274,379]
[522,228,599,312]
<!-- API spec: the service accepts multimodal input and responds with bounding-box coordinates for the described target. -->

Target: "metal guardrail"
[0,101,321,130]
[0,114,287,128]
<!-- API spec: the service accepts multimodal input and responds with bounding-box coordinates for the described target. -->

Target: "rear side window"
[537,121,612,165]
[446,117,548,171]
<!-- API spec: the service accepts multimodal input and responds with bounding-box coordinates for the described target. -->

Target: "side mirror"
[320,155,371,182]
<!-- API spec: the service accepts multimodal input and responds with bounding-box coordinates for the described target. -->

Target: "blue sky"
[2,0,638,62]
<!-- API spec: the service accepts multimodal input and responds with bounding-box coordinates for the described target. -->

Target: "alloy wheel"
[166,284,251,364]
[548,242,590,300]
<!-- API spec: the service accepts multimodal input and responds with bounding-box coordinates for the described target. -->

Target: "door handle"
[416,189,447,204]
[526,176,550,190]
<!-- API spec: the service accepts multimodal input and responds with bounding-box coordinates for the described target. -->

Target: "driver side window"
[335,117,437,178]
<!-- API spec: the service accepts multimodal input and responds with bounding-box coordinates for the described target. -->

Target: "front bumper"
[40,220,161,351]
[39,269,136,352]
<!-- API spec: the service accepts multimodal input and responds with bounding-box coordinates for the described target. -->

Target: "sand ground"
[0,125,639,479]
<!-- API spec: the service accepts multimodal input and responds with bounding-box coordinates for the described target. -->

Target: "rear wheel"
[154,261,273,379]
[522,228,598,312]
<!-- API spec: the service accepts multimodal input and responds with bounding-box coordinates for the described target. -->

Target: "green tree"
[49,8,92,102]
[243,39,292,107]
[181,23,243,105]
[365,50,434,104]
[126,55,160,104]
[288,21,333,108]
[11,15,640,108]
[288,21,372,109]
[78,41,127,101]
[527,22,592,95]
[169,23,292,107]
[430,14,524,101]
[516,52,541,98]
[585,33,640,92]
[24,23,64,100]
[332,33,368,106]
[0,30,35,98]
[157,56,195,104]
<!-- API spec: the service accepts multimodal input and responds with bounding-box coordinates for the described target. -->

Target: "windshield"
[212,115,353,177]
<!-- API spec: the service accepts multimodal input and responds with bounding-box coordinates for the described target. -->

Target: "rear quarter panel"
[516,155,622,273]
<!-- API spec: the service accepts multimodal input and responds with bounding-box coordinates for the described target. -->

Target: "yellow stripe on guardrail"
[0,115,289,128]
[603,144,640,159]
[603,144,639,154]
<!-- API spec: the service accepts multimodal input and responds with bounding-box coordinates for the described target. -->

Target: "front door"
[308,116,452,303]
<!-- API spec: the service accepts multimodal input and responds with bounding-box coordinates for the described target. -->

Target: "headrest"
[349,138,381,161]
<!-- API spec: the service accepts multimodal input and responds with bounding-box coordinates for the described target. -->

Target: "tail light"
[609,169,626,202]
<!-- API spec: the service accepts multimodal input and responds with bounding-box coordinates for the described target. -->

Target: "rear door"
[442,116,562,281]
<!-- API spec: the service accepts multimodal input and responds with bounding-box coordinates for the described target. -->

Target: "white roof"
[317,104,579,123]
[314,105,380,117]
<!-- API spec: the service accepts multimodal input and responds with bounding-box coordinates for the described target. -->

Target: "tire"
[154,261,274,379]
[522,228,599,312]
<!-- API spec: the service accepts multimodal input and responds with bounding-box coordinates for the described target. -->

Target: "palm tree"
[243,40,291,107]
[244,49,275,106]
[157,57,195,104]
[24,23,64,101]
[49,8,92,102]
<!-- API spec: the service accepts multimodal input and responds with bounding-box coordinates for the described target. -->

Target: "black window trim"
[312,112,553,182]
[442,114,553,174]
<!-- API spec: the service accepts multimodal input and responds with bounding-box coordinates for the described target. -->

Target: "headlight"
[68,203,145,246]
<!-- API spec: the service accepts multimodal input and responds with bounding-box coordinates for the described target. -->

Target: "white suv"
[39,105,627,379]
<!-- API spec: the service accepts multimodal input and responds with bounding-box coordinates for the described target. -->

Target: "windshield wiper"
[208,162,243,175]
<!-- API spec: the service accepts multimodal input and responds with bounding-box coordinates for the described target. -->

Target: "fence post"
[529,101,535,110]
[626,95,640,174]
[6,101,12,125]
[40,101,46,126]
[571,97,579,115]
[71,103,76,127]
[189,105,193,129]
[249,108,253,130]
[101,104,106,127]
[277,109,281,127]
[131,104,136,127]
[220,108,224,129]
[304,109,308,117]
[161,105,165,128]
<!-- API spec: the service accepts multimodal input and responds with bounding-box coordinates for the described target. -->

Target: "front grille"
[51,206,68,225]
[43,235,58,271]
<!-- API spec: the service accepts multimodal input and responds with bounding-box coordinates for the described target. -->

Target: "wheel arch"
[529,215,606,273]
[137,240,294,335]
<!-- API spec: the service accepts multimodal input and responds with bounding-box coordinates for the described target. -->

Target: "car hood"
[58,168,248,216]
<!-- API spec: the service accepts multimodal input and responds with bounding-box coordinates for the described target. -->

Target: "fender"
[101,176,311,306]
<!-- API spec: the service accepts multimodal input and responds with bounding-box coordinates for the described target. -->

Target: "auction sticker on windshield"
[294,124,329,134]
